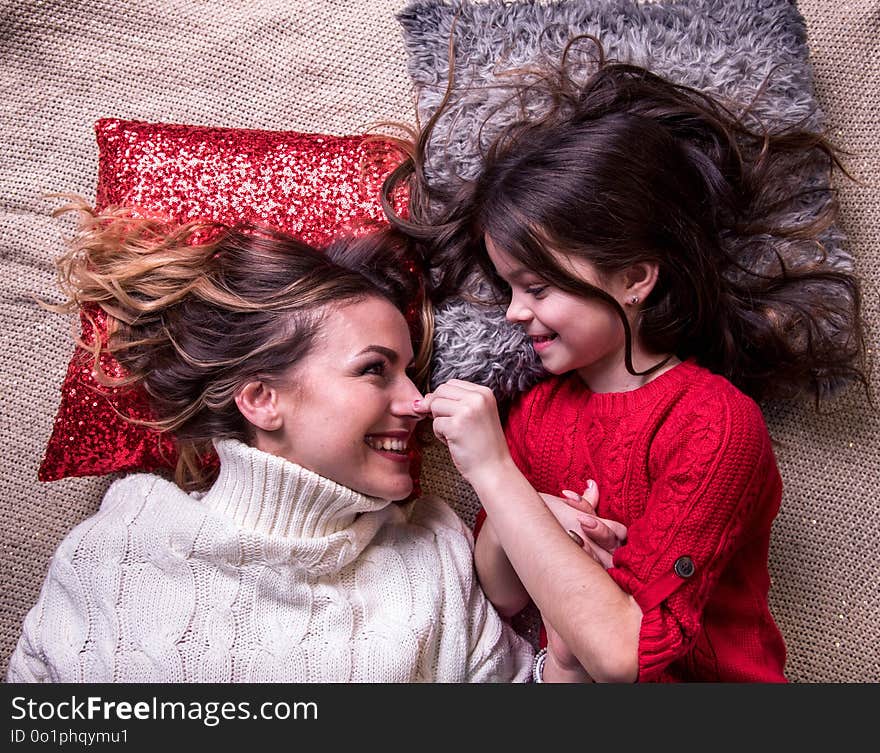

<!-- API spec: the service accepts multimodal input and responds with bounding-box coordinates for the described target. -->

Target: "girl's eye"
[525,285,548,297]
[360,361,387,377]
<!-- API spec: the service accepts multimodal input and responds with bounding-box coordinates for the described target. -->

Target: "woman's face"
[261,296,423,500]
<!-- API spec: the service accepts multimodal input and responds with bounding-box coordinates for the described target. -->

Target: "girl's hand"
[413,380,511,482]
[539,483,627,682]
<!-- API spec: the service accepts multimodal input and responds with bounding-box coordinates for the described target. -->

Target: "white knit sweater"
[8,439,533,683]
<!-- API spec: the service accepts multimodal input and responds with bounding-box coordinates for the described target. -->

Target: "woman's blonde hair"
[51,200,431,489]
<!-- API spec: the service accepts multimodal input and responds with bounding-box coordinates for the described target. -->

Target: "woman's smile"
[364,431,413,463]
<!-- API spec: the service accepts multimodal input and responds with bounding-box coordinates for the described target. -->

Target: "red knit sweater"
[490,359,787,682]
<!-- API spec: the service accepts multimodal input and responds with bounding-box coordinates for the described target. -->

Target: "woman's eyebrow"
[355,345,399,363]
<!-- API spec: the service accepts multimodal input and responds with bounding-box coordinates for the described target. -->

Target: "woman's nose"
[392,374,424,419]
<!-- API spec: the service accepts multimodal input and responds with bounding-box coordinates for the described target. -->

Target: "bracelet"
[532,647,548,683]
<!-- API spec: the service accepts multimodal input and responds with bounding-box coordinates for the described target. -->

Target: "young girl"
[398,58,867,682]
[7,204,536,683]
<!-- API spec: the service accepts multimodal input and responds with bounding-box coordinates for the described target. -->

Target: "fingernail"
[586,479,594,490]
[561,489,581,501]
[567,530,585,547]
[581,517,598,529]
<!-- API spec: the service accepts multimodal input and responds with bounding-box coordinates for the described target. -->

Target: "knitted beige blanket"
[0,0,876,682]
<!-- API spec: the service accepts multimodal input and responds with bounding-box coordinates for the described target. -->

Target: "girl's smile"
[529,333,558,352]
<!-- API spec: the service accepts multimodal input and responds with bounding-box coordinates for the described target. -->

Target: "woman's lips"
[364,433,412,463]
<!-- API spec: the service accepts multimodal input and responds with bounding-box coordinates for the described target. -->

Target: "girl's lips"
[531,334,557,353]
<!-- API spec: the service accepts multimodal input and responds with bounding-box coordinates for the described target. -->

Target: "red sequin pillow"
[39,118,412,484]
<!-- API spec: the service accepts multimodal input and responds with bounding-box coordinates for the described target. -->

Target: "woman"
[7,204,534,683]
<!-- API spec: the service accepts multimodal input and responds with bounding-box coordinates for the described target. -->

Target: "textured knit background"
[1,0,877,682]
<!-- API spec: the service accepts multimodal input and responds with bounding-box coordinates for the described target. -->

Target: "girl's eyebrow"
[508,267,539,283]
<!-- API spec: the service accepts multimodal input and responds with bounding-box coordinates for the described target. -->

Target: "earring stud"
[629,295,640,305]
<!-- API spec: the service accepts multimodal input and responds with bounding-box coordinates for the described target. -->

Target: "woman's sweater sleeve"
[6,477,136,683]
[607,389,781,682]
[6,542,91,683]
[415,497,534,682]
[460,555,535,683]
[7,599,52,682]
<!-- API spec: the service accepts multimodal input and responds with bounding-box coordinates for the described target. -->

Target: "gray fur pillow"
[396,0,845,398]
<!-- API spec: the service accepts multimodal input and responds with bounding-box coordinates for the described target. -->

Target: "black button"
[674,556,695,578]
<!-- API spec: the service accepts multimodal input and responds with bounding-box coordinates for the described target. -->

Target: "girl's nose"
[505,292,532,324]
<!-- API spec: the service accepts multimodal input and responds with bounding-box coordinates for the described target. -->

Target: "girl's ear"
[235,381,282,431]
[622,262,659,305]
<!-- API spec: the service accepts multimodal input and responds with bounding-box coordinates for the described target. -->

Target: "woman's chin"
[383,477,414,501]
[355,472,413,501]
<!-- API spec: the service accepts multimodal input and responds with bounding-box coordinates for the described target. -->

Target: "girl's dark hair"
[384,50,868,404]
[51,201,430,490]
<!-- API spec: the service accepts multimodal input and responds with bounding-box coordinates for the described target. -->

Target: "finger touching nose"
[411,391,433,416]
[393,376,425,418]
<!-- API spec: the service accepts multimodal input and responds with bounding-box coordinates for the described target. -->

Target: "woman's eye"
[360,361,387,377]
[525,285,548,297]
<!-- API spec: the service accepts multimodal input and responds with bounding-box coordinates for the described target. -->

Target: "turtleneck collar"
[199,439,392,539]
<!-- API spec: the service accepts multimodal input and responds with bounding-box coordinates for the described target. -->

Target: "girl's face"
[259,296,422,501]
[486,235,631,390]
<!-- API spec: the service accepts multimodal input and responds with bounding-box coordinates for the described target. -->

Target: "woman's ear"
[621,262,659,306]
[235,381,282,431]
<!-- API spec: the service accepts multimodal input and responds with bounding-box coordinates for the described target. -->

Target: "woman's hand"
[542,619,593,683]
[413,380,511,483]
[541,482,627,569]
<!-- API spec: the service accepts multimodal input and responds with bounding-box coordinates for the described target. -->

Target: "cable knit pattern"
[502,360,787,682]
[7,439,533,683]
